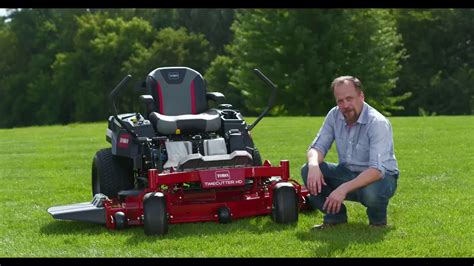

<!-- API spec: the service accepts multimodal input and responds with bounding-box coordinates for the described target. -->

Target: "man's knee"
[359,187,389,208]
[318,161,331,176]
[360,176,397,208]
[361,194,383,208]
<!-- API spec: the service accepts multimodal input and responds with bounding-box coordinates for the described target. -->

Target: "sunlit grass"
[0,116,472,257]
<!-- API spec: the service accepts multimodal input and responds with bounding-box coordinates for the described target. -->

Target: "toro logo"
[117,133,130,149]
[168,72,179,80]
[215,170,231,181]
[200,168,244,188]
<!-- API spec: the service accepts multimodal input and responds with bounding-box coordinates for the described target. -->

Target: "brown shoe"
[311,221,347,230]
[369,223,387,228]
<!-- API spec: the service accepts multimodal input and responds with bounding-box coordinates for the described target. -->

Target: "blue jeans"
[301,162,398,225]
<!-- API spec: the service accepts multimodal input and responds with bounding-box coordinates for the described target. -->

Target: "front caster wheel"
[143,192,168,236]
[114,211,127,230]
[272,183,298,224]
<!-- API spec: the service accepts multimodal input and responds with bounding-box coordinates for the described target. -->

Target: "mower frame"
[48,67,309,235]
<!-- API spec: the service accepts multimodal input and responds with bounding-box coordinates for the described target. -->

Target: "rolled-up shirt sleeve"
[367,120,392,177]
[309,108,336,156]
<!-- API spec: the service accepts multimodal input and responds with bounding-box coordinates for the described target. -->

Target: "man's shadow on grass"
[295,218,394,257]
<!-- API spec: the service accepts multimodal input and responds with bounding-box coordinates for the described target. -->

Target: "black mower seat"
[146,67,222,135]
[149,109,221,135]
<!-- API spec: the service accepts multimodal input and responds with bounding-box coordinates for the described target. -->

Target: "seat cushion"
[149,109,222,135]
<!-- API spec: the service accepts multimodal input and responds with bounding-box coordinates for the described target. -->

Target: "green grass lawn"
[0,116,473,257]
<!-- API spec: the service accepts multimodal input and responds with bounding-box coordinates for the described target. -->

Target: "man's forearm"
[307,148,324,165]
[339,168,382,194]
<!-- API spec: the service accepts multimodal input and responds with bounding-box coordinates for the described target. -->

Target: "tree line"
[0,9,472,128]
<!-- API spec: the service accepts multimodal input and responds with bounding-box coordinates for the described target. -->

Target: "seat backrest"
[146,67,208,116]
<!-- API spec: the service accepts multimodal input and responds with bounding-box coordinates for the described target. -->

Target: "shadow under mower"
[48,67,310,236]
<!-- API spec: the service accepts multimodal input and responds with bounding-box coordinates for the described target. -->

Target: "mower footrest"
[47,202,106,224]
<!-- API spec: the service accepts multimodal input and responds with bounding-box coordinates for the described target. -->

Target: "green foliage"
[394,9,474,115]
[50,13,155,122]
[0,23,20,127]
[1,9,474,128]
[0,9,228,128]
[123,27,211,77]
[95,9,234,60]
[204,55,245,110]
[0,9,86,127]
[175,9,234,56]
[132,9,179,29]
[0,9,218,127]
[225,9,406,116]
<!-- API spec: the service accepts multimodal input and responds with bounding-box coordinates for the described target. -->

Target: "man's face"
[334,81,365,125]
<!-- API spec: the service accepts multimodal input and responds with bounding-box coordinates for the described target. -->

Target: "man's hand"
[307,164,327,196]
[323,186,347,214]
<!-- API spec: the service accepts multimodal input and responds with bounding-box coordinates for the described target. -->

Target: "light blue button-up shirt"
[309,102,399,177]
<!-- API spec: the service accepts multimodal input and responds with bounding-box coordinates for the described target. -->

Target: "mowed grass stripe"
[0,117,472,257]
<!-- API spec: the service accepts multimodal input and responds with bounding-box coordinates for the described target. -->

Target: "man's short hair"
[331,76,362,92]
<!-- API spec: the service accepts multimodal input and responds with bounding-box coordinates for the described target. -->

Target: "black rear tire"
[92,148,134,198]
[271,183,298,224]
[252,148,262,166]
[143,192,168,236]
